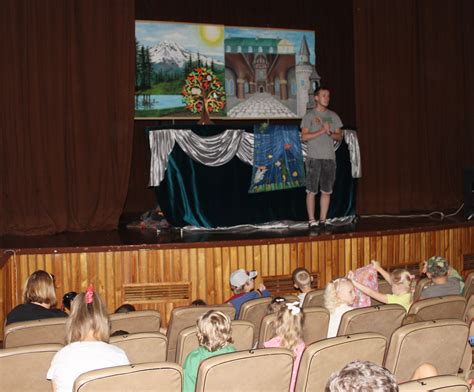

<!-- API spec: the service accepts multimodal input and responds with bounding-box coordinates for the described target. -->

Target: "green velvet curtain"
[152,126,356,227]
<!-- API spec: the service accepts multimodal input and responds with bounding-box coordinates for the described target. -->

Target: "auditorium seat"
[110,310,161,334]
[3,317,67,348]
[462,294,474,323]
[166,305,235,362]
[238,297,273,344]
[337,304,406,341]
[294,332,387,392]
[463,271,474,299]
[404,295,466,324]
[110,332,167,364]
[73,362,183,392]
[175,320,254,366]
[0,343,63,391]
[195,348,293,392]
[398,375,470,391]
[301,289,325,307]
[384,319,469,383]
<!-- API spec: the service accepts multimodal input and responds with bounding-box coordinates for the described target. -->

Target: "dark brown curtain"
[0,0,135,235]
[354,0,474,213]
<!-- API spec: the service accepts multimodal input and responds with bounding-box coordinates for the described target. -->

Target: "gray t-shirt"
[419,277,461,300]
[300,108,343,160]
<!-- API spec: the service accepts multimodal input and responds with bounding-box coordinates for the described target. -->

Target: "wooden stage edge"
[1,216,473,335]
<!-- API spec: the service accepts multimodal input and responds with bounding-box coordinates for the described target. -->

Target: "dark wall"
[125,0,356,215]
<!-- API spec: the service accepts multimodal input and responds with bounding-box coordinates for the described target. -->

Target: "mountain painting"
[135,21,225,118]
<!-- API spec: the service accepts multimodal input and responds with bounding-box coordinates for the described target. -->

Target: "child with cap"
[225,269,270,318]
[292,267,314,304]
[419,256,463,299]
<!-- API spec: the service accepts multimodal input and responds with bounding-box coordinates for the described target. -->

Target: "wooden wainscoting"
[1,225,473,336]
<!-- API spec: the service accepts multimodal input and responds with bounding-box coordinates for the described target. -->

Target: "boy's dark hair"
[110,329,130,337]
[114,303,136,313]
[314,86,329,96]
[191,299,207,306]
[62,291,78,311]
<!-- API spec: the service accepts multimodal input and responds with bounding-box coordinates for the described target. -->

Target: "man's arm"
[301,123,329,142]
[330,127,343,141]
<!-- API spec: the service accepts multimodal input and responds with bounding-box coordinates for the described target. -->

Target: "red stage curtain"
[354,0,474,213]
[0,0,135,235]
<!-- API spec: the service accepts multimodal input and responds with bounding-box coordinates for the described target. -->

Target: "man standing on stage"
[301,87,343,228]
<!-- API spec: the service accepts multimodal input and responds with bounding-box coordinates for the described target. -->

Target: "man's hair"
[292,267,312,289]
[314,86,329,96]
[66,291,110,344]
[23,270,57,306]
[197,310,233,352]
[325,360,398,392]
[114,303,136,313]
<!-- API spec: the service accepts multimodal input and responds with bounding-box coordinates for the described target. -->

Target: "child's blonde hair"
[292,267,312,290]
[197,310,233,352]
[324,278,353,313]
[23,270,57,306]
[266,296,287,315]
[66,289,110,344]
[272,302,305,356]
[390,269,415,296]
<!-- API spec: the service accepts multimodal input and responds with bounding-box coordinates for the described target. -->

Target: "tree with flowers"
[182,67,226,122]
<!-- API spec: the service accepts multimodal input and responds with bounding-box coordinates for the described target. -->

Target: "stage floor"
[1,213,472,254]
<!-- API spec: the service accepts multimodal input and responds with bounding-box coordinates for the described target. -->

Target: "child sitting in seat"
[420,256,463,299]
[292,267,314,304]
[225,269,270,318]
[324,278,356,338]
[47,286,129,392]
[264,302,305,392]
[183,310,236,392]
[350,260,415,312]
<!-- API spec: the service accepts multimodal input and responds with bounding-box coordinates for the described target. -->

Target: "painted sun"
[199,25,224,46]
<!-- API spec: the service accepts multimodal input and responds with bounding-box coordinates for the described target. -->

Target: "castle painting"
[134,21,316,119]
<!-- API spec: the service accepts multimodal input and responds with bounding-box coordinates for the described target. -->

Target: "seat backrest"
[0,344,63,391]
[74,362,183,392]
[370,280,393,306]
[407,295,466,321]
[463,294,474,323]
[399,375,470,391]
[175,320,255,366]
[384,319,469,383]
[195,348,294,392]
[295,332,387,392]
[302,289,325,308]
[166,305,235,362]
[3,317,67,348]
[413,277,431,301]
[338,304,406,341]
[109,310,161,334]
[463,272,474,299]
[238,297,273,343]
[110,332,167,364]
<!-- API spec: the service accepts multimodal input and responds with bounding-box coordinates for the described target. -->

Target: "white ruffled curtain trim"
[148,128,361,186]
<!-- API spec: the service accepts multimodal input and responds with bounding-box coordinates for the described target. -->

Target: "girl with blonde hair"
[47,286,129,392]
[6,270,67,325]
[264,302,305,392]
[350,260,415,312]
[324,278,356,338]
[183,310,236,392]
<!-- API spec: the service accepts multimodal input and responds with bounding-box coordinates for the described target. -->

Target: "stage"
[1,214,473,334]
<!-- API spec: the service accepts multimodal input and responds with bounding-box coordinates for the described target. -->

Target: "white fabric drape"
[148,128,361,186]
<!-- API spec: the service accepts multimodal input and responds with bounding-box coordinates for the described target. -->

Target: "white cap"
[230,269,257,287]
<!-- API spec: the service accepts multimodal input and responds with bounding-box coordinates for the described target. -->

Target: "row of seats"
[0,318,471,391]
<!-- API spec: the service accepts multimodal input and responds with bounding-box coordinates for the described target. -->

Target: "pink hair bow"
[85,284,94,304]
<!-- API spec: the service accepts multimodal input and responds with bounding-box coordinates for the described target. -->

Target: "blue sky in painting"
[136,21,225,62]
[225,26,316,64]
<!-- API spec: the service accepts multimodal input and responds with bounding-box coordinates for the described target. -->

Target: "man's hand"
[258,283,266,291]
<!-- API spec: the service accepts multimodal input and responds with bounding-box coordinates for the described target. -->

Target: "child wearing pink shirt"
[264,301,305,392]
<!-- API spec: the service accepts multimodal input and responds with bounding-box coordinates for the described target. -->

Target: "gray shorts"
[305,158,336,194]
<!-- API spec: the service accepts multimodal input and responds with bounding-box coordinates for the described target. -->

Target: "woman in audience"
[183,310,236,392]
[350,261,415,312]
[324,278,356,337]
[47,286,129,392]
[6,270,67,325]
[264,301,305,392]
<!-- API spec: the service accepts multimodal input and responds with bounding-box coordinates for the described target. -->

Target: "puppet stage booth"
[148,124,359,228]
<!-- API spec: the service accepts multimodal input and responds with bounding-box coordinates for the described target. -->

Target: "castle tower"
[295,35,314,116]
